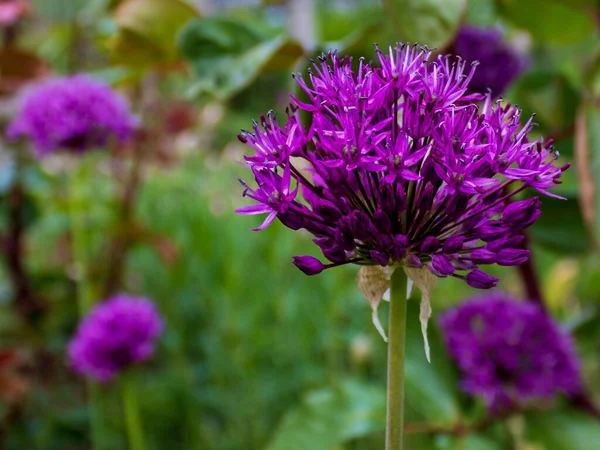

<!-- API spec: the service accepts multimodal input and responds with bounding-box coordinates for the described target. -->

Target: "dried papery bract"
[357,265,394,341]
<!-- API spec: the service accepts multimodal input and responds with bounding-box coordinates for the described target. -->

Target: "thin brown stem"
[516,233,544,307]
[2,170,45,324]
[103,72,160,297]
[102,144,144,298]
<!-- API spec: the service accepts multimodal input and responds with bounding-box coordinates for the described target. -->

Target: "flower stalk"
[123,373,146,450]
[67,162,105,450]
[385,268,408,450]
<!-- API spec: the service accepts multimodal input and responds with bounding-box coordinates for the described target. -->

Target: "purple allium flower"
[7,75,137,157]
[450,26,528,97]
[439,293,582,411]
[68,294,163,382]
[235,44,568,288]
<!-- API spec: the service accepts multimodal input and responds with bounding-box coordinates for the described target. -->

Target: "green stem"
[68,164,104,450]
[385,268,408,450]
[68,166,93,314]
[123,374,146,450]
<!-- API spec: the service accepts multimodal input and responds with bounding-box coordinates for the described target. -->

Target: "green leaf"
[466,0,498,26]
[31,0,87,22]
[462,434,505,450]
[404,299,462,425]
[498,0,595,44]
[316,4,384,55]
[177,17,262,61]
[0,157,16,195]
[432,433,506,450]
[265,380,385,450]
[178,18,304,100]
[382,0,466,49]
[109,0,199,67]
[525,409,600,449]
[528,191,589,254]
[512,70,579,133]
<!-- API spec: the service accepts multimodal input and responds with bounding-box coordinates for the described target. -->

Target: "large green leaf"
[316,4,384,55]
[404,299,462,425]
[31,0,87,21]
[109,0,199,67]
[433,434,506,450]
[177,17,262,61]
[0,158,15,195]
[463,434,505,450]
[512,70,579,134]
[178,18,304,100]
[498,0,595,44]
[525,409,600,449]
[528,191,589,254]
[382,0,466,49]
[466,0,498,26]
[265,380,385,450]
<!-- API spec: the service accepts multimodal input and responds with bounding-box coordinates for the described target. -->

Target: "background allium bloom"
[439,294,582,411]
[68,295,163,382]
[0,0,29,26]
[450,26,528,97]
[7,75,137,157]
[236,44,568,288]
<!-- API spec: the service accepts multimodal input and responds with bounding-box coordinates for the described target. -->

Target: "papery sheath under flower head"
[450,26,528,97]
[439,293,582,411]
[7,75,137,158]
[236,43,568,289]
[68,294,163,382]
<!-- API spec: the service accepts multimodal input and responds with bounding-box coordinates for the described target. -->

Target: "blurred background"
[1,0,600,448]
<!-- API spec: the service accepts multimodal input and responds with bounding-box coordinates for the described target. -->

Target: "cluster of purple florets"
[7,75,136,157]
[236,44,567,288]
[68,295,163,382]
[450,26,528,97]
[439,293,582,411]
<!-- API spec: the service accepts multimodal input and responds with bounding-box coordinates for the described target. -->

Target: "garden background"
[1,0,600,448]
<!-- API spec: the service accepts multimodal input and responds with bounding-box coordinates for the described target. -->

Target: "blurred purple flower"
[0,0,29,27]
[439,293,582,411]
[450,26,528,97]
[235,44,567,288]
[7,75,137,157]
[68,294,163,382]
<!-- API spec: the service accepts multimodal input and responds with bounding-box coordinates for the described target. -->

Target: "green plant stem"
[123,374,146,450]
[68,166,104,450]
[385,268,408,450]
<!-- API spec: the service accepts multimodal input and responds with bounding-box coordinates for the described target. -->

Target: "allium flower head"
[236,44,568,288]
[450,26,528,97]
[439,293,582,411]
[68,294,163,382]
[7,75,137,157]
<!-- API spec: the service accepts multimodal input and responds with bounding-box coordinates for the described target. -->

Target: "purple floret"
[7,75,137,157]
[68,294,164,382]
[235,44,568,287]
[451,26,528,97]
[439,293,582,412]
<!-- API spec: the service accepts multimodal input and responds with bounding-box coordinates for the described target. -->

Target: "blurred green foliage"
[2,0,600,449]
